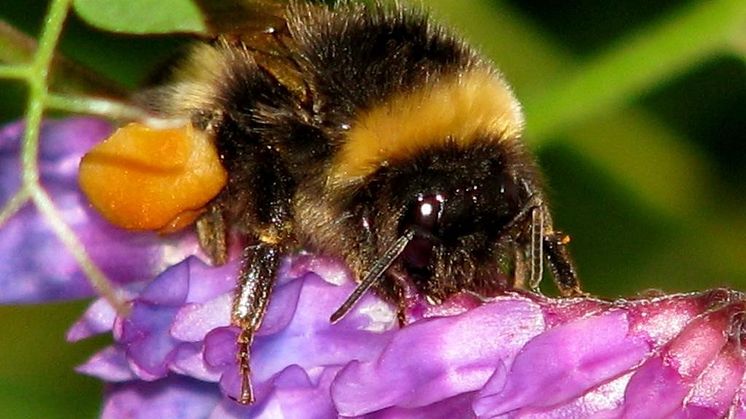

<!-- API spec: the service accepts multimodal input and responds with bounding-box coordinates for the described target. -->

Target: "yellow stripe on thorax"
[330,69,524,183]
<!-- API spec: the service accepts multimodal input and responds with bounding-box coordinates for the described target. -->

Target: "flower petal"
[171,295,233,343]
[102,376,222,419]
[76,346,136,382]
[62,235,746,417]
[332,296,546,416]
[212,366,340,419]
[170,343,221,382]
[619,303,734,417]
[251,270,398,384]
[118,257,232,379]
[368,393,477,419]
[474,309,651,415]
[67,296,121,341]
[683,341,745,418]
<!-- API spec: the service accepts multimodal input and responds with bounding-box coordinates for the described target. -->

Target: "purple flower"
[72,256,746,418]
[4,118,746,417]
[0,118,199,303]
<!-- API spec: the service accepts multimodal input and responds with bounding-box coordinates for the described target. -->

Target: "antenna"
[330,229,415,323]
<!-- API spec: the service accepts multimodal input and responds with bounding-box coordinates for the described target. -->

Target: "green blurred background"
[1,0,745,417]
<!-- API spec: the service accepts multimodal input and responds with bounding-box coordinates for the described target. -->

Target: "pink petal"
[619,303,735,417]
[474,309,650,415]
[332,296,545,416]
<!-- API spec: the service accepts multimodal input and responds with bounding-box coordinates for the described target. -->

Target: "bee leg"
[196,203,228,265]
[528,206,545,293]
[231,240,284,404]
[526,206,583,297]
[388,269,420,326]
[236,326,255,405]
[543,231,584,297]
[503,193,555,291]
[513,247,527,289]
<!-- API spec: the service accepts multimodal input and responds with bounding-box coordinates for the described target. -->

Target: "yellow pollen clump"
[78,122,227,232]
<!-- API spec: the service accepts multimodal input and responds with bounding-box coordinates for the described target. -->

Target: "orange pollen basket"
[78,122,227,233]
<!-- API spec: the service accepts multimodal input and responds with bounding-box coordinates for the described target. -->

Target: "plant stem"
[21,0,70,184]
[0,64,30,79]
[0,19,127,97]
[30,187,129,315]
[0,188,30,229]
[46,93,150,120]
[18,0,128,315]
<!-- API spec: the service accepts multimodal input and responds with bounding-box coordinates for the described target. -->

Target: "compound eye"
[412,194,444,234]
[499,171,522,220]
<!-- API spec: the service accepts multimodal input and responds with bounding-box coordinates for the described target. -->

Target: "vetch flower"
[3,117,746,417]
[72,253,398,417]
[72,257,746,418]
[0,118,199,303]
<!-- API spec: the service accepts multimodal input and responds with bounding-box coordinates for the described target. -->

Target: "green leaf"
[73,0,207,34]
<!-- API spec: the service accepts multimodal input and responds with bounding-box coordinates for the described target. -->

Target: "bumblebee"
[80,0,581,404]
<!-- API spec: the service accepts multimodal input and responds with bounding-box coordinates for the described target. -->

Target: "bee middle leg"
[196,203,228,265]
[231,239,285,404]
[196,201,287,403]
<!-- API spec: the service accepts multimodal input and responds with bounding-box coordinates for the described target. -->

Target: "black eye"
[411,194,444,235]
[496,171,522,224]
[400,194,445,278]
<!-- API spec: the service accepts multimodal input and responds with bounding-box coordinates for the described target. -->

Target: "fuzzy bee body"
[135,0,581,403]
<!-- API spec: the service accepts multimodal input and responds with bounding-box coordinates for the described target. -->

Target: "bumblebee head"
[343,140,539,301]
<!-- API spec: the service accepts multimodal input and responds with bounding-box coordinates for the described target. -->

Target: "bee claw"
[236,328,255,404]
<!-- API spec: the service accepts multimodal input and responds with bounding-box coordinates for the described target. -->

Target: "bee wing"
[193,0,316,101]
[194,0,290,39]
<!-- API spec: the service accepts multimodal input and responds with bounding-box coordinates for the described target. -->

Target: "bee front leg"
[388,269,421,326]
[526,205,583,297]
[543,231,584,297]
[231,240,284,404]
[196,203,228,265]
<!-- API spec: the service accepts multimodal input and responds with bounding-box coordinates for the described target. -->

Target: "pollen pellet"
[78,122,227,231]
